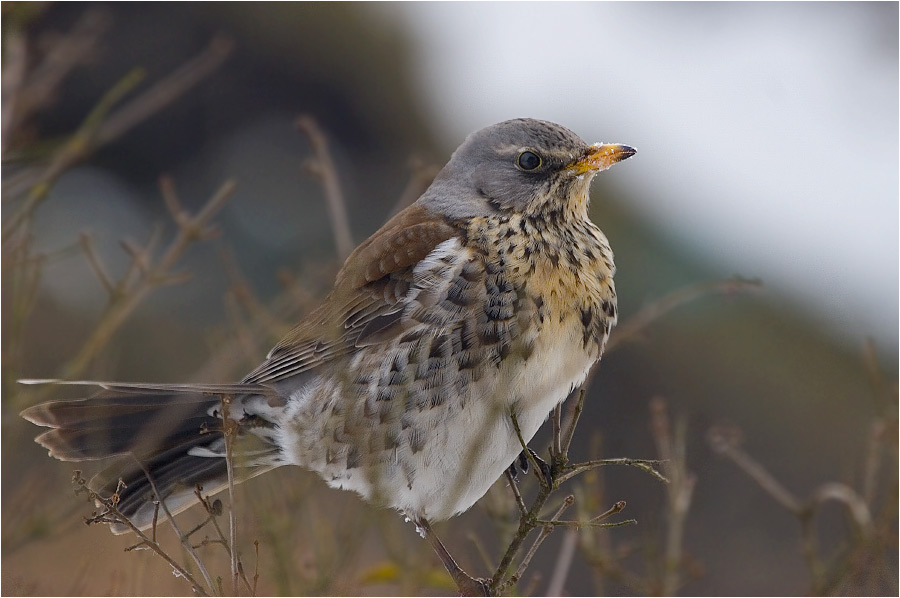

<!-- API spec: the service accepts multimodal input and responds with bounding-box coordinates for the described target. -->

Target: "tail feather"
[20,381,284,534]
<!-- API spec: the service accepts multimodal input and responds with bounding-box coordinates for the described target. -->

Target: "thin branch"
[5,10,108,145]
[651,398,696,596]
[220,396,241,595]
[504,470,528,517]
[219,244,286,342]
[79,233,116,296]
[96,35,233,146]
[251,540,260,597]
[561,387,587,456]
[114,515,209,595]
[59,179,235,379]
[3,33,232,240]
[538,518,637,530]
[551,404,562,459]
[1,30,29,152]
[708,424,803,515]
[862,420,886,507]
[557,457,668,485]
[605,277,762,353]
[590,500,628,524]
[73,473,209,594]
[3,68,146,241]
[295,116,354,259]
[509,411,548,489]
[133,461,218,595]
[513,495,575,583]
[193,489,256,595]
[810,482,874,538]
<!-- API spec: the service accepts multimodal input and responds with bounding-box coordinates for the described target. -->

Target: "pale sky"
[374,2,898,352]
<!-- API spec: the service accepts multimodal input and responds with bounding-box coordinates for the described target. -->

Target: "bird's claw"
[508,448,552,486]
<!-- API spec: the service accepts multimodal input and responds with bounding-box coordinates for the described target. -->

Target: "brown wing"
[242,204,460,384]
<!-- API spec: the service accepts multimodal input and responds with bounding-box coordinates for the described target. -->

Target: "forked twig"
[295,115,354,259]
[133,460,218,594]
[59,178,236,380]
[512,495,575,583]
[74,472,211,596]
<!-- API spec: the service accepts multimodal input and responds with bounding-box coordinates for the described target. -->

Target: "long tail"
[20,380,286,534]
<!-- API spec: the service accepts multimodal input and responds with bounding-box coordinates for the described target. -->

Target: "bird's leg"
[415,517,489,597]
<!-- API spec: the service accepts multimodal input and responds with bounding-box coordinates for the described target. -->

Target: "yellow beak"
[571,143,636,174]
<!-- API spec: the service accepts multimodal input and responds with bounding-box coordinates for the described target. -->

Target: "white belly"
[369,322,598,521]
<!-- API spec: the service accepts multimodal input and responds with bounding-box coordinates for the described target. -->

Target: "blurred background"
[2,3,897,596]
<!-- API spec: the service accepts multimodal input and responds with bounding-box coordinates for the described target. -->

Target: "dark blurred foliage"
[3,3,896,596]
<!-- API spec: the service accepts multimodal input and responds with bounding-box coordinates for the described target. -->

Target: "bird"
[21,118,634,592]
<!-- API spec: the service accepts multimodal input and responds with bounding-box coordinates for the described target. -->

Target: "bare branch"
[651,398,696,596]
[6,10,108,142]
[59,179,235,380]
[504,470,528,517]
[513,495,575,583]
[3,33,232,241]
[79,233,116,296]
[810,482,874,538]
[551,404,562,459]
[561,387,587,456]
[132,460,218,594]
[295,115,354,259]
[708,424,803,514]
[74,471,211,596]
[557,457,668,485]
[220,396,242,595]
[606,277,762,353]
[96,35,233,146]
[1,31,29,152]
[3,68,146,241]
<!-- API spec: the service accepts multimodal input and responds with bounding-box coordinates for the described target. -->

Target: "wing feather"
[243,204,460,384]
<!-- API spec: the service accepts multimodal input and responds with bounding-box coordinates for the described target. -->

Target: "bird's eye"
[517,151,542,171]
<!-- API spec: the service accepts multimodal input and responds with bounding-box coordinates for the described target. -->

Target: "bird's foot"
[509,447,552,486]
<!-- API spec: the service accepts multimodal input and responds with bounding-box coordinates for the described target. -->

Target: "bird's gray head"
[419,118,635,221]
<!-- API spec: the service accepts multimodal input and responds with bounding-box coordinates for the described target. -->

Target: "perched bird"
[21,118,634,590]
